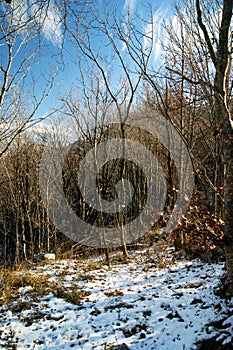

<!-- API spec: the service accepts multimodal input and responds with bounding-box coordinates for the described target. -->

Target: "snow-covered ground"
[0,251,232,349]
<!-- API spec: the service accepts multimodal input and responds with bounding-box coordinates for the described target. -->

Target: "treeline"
[0,122,176,264]
[0,94,227,265]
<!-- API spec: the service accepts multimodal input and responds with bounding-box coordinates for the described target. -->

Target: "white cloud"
[8,0,63,47]
[30,1,63,47]
[28,117,78,143]
[121,0,137,51]
[123,0,137,15]
[121,1,168,60]
[10,0,29,29]
[143,4,168,64]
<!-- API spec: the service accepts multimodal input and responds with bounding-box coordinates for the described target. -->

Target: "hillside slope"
[0,250,232,349]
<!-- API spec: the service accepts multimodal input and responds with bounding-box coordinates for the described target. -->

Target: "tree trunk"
[214,0,233,296]
[223,124,233,296]
[195,0,233,295]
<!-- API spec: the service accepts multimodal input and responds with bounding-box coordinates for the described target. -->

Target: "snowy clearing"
[0,251,232,349]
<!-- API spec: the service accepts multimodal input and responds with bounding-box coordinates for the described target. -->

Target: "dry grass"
[53,286,91,305]
[81,261,104,272]
[0,258,105,310]
[0,266,52,306]
[104,289,124,297]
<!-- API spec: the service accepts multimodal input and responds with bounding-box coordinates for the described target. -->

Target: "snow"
[0,252,232,349]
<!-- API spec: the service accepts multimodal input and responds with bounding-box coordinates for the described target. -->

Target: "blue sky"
[0,0,174,125]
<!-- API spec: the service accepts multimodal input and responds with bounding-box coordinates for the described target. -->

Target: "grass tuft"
[0,267,51,305]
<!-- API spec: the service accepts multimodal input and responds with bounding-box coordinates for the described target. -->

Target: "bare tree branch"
[196,0,217,67]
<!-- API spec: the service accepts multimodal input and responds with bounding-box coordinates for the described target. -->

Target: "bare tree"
[195,0,233,296]
[0,133,43,263]
[144,0,233,295]
[0,0,66,157]
[62,3,155,259]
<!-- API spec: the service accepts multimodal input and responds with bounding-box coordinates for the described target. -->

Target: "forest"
[0,0,233,298]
